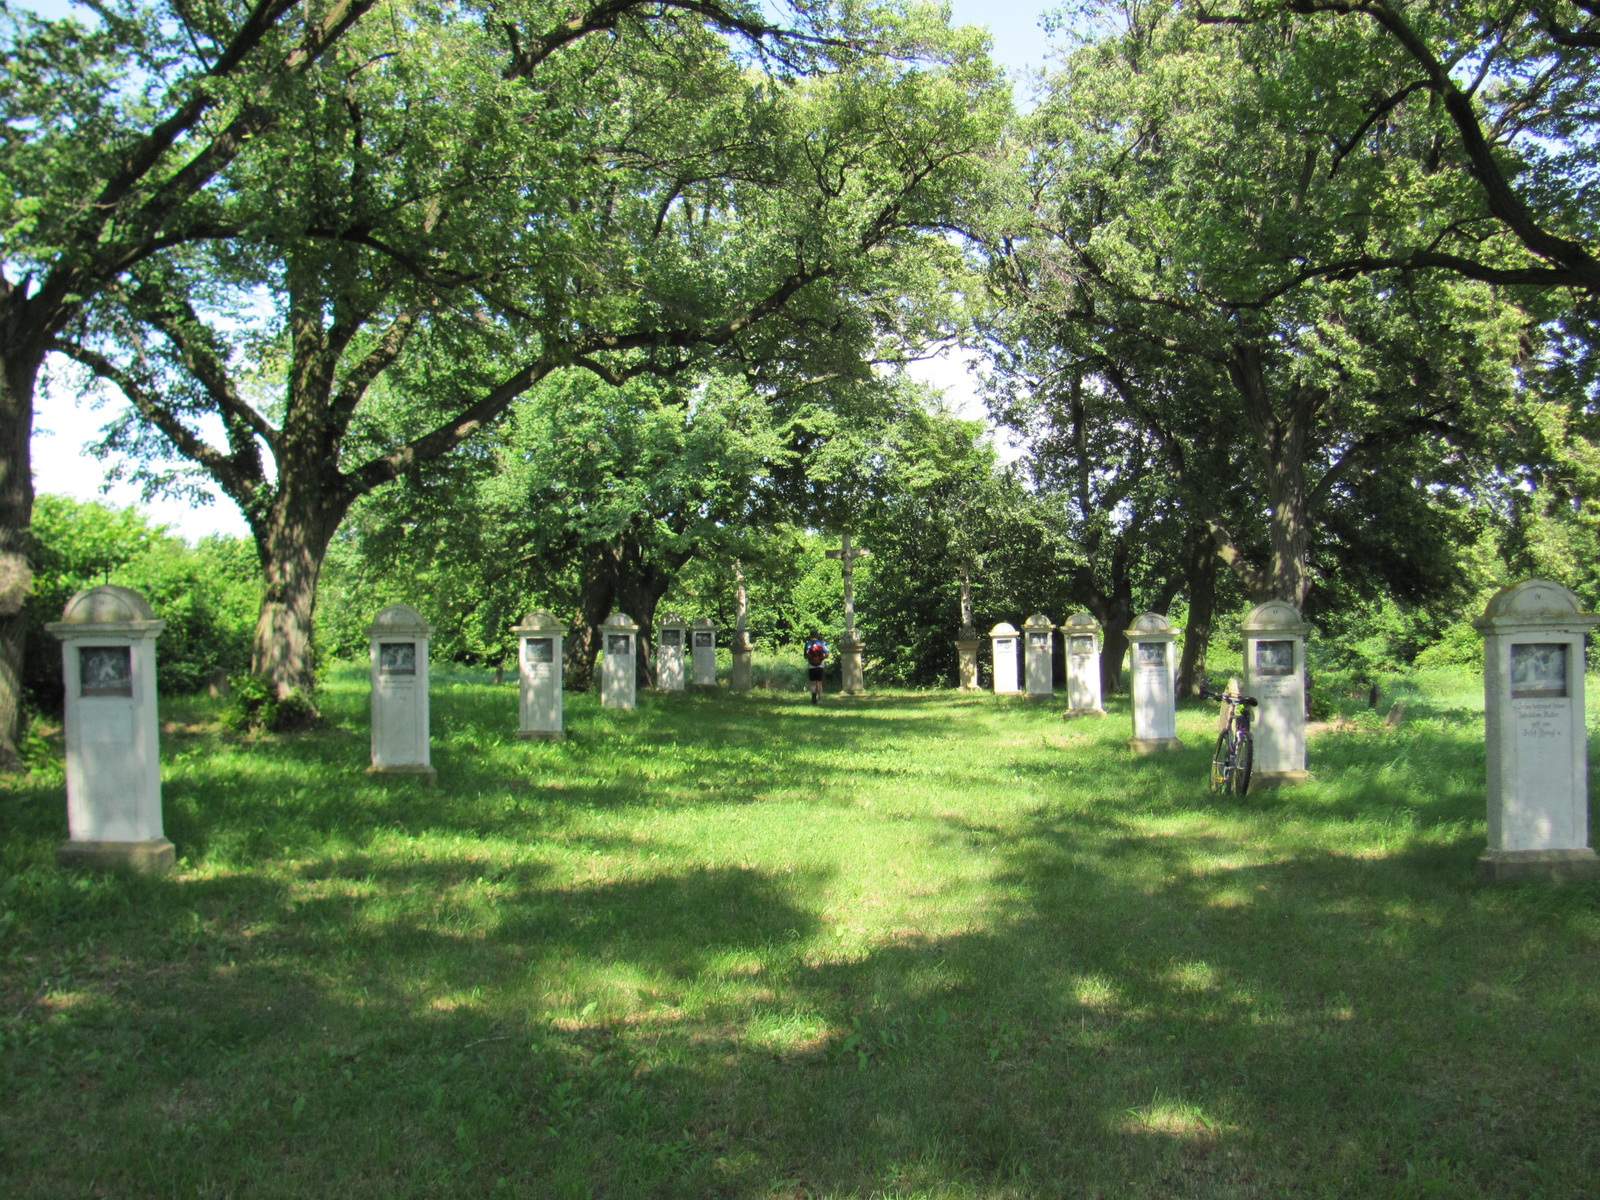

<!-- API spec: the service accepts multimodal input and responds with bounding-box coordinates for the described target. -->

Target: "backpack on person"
[804,639,827,666]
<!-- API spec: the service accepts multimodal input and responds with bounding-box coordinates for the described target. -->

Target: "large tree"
[27,0,1005,711]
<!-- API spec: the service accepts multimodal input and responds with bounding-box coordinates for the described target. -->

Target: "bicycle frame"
[1199,685,1257,795]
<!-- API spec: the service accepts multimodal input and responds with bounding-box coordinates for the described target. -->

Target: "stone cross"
[826,533,869,640]
[735,560,749,643]
[951,559,975,632]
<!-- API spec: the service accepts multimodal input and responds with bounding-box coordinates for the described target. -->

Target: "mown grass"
[2,666,1598,1198]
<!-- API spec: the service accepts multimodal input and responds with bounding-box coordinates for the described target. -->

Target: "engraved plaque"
[1511,642,1568,699]
[660,628,681,648]
[524,637,554,664]
[694,631,714,648]
[607,634,631,656]
[1070,636,1094,657]
[1028,632,1049,650]
[997,639,1014,651]
[80,645,133,698]
[379,642,416,675]
[1255,639,1295,677]
[1136,641,1167,666]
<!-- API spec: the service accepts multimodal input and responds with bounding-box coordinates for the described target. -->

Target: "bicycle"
[1198,684,1257,795]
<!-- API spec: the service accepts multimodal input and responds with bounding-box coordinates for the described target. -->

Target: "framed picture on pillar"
[694,632,714,648]
[379,643,417,675]
[1135,642,1167,666]
[1255,640,1295,677]
[80,645,133,697]
[524,638,554,664]
[660,629,680,648]
[1070,636,1094,657]
[1510,643,1568,699]
[607,634,631,656]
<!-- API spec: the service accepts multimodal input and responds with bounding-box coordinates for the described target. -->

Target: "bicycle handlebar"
[1198,686,1258,707]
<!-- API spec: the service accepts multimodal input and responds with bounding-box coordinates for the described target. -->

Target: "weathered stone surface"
[514,609,565,739]
[601,613,639,711]
[1126,612,1180,753]
[365,604,435,778]
[990,623,1020,695]
[1242,601,1311,781]
[1473,581,1600,880]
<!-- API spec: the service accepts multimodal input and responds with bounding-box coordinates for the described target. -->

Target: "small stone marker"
[990,622,1021,694]
[827,533,869,695]
[730,563,753,692]
[691,617,717,689]
[1473,581,1600,882]
[1242,601,1312,786]
[601,613,639,710]
[46,586,173,873]
[657,612,688,692]
[1125,612,1181,753]
[1385,700,1406,728]
[1023,613,1056,700]
[1062,612,1105,716]
[513,610,565,741]
[366,603,435,781]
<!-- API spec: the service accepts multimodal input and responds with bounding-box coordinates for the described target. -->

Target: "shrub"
[222,674,321,733]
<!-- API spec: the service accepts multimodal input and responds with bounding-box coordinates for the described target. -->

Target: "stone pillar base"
[1250,769,1312,789]
[1477,847,1600,883]
[367,764,438,783]
[1127,737,1184,754]
[730,651,752,692]
[956,637,980,690]
[839,641,866,695]
[516,730,566,742]
[995,688,1022,696]
[57,838,175,874]
[1026,691,1055,702]
[1063,708,1105,719]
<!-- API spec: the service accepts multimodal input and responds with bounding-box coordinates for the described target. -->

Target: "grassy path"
[2,670,1598,1198]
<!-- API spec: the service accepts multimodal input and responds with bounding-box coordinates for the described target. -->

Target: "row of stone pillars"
[46,581,1600,884]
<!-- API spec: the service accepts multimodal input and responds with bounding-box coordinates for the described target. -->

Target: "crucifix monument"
[953,558,980,689]
[730,561,753,692]
[826,532,869,695]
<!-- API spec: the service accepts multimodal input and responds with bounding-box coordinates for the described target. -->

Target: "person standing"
[803,634,829,704]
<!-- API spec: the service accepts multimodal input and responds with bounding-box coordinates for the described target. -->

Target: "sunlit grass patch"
[3,668,1599,1198]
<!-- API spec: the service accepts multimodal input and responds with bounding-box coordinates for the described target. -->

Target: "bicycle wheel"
[1228,732,1253,795]
[1210,730,1231,793]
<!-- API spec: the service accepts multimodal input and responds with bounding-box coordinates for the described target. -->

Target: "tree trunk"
[1176,526,1217,698]
[568,549,618,691]
[248,490,348,699]
[1228,347,1317,608]
[0,342,41,767]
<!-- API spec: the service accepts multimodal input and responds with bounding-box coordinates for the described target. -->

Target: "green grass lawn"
[3,667,1599,1198]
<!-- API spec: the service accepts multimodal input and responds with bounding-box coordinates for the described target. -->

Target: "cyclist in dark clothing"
[803,634,828,704]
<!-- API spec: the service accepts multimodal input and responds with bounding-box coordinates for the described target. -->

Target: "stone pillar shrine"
[828,533,869,695]
[1126,612,1182,753]
[954,560,981,690]
[601,613,639,709]
[656,612,688,692]
[513,609,565,740]
[1241,600,1312,785]
[366,603,436,780]
[730,562,753,692]
[1062,612,1105,716]
[46,586,173,873]
[691,617,718,689]
[1473,581,1600,882]
[1023,613,1056,699]
[990,622,1021,695]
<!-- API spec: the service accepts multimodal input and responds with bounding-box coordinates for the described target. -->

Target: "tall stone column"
[46,586,173,873]
[366,603,436,781]
[954,559,980,689]
[513,609,565,741]
[1126,612,1181,753]
[600,613,639,710]
[827,533,869,696]
[1241,601,1312,786]
[656,613,688,692]
[1062,612,1105,716]
[1474,581,1600,882]
[730,562,753,692]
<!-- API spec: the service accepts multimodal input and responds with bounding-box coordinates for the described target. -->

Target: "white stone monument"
[367,603,435,780]
[1126,612,1182,753]
[1062,612,1105,717]
[691,617,718,689]
[46,586,173,873]
[601,613,639,710]
[1241,601,1312,785]
[827,533,869,695]
[1474,581,1600,882]
[990,622,1021,695]
[513,609,565,741]
[1023,613,1056,700]
[656,612,688,692]
[730,563,753,692]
